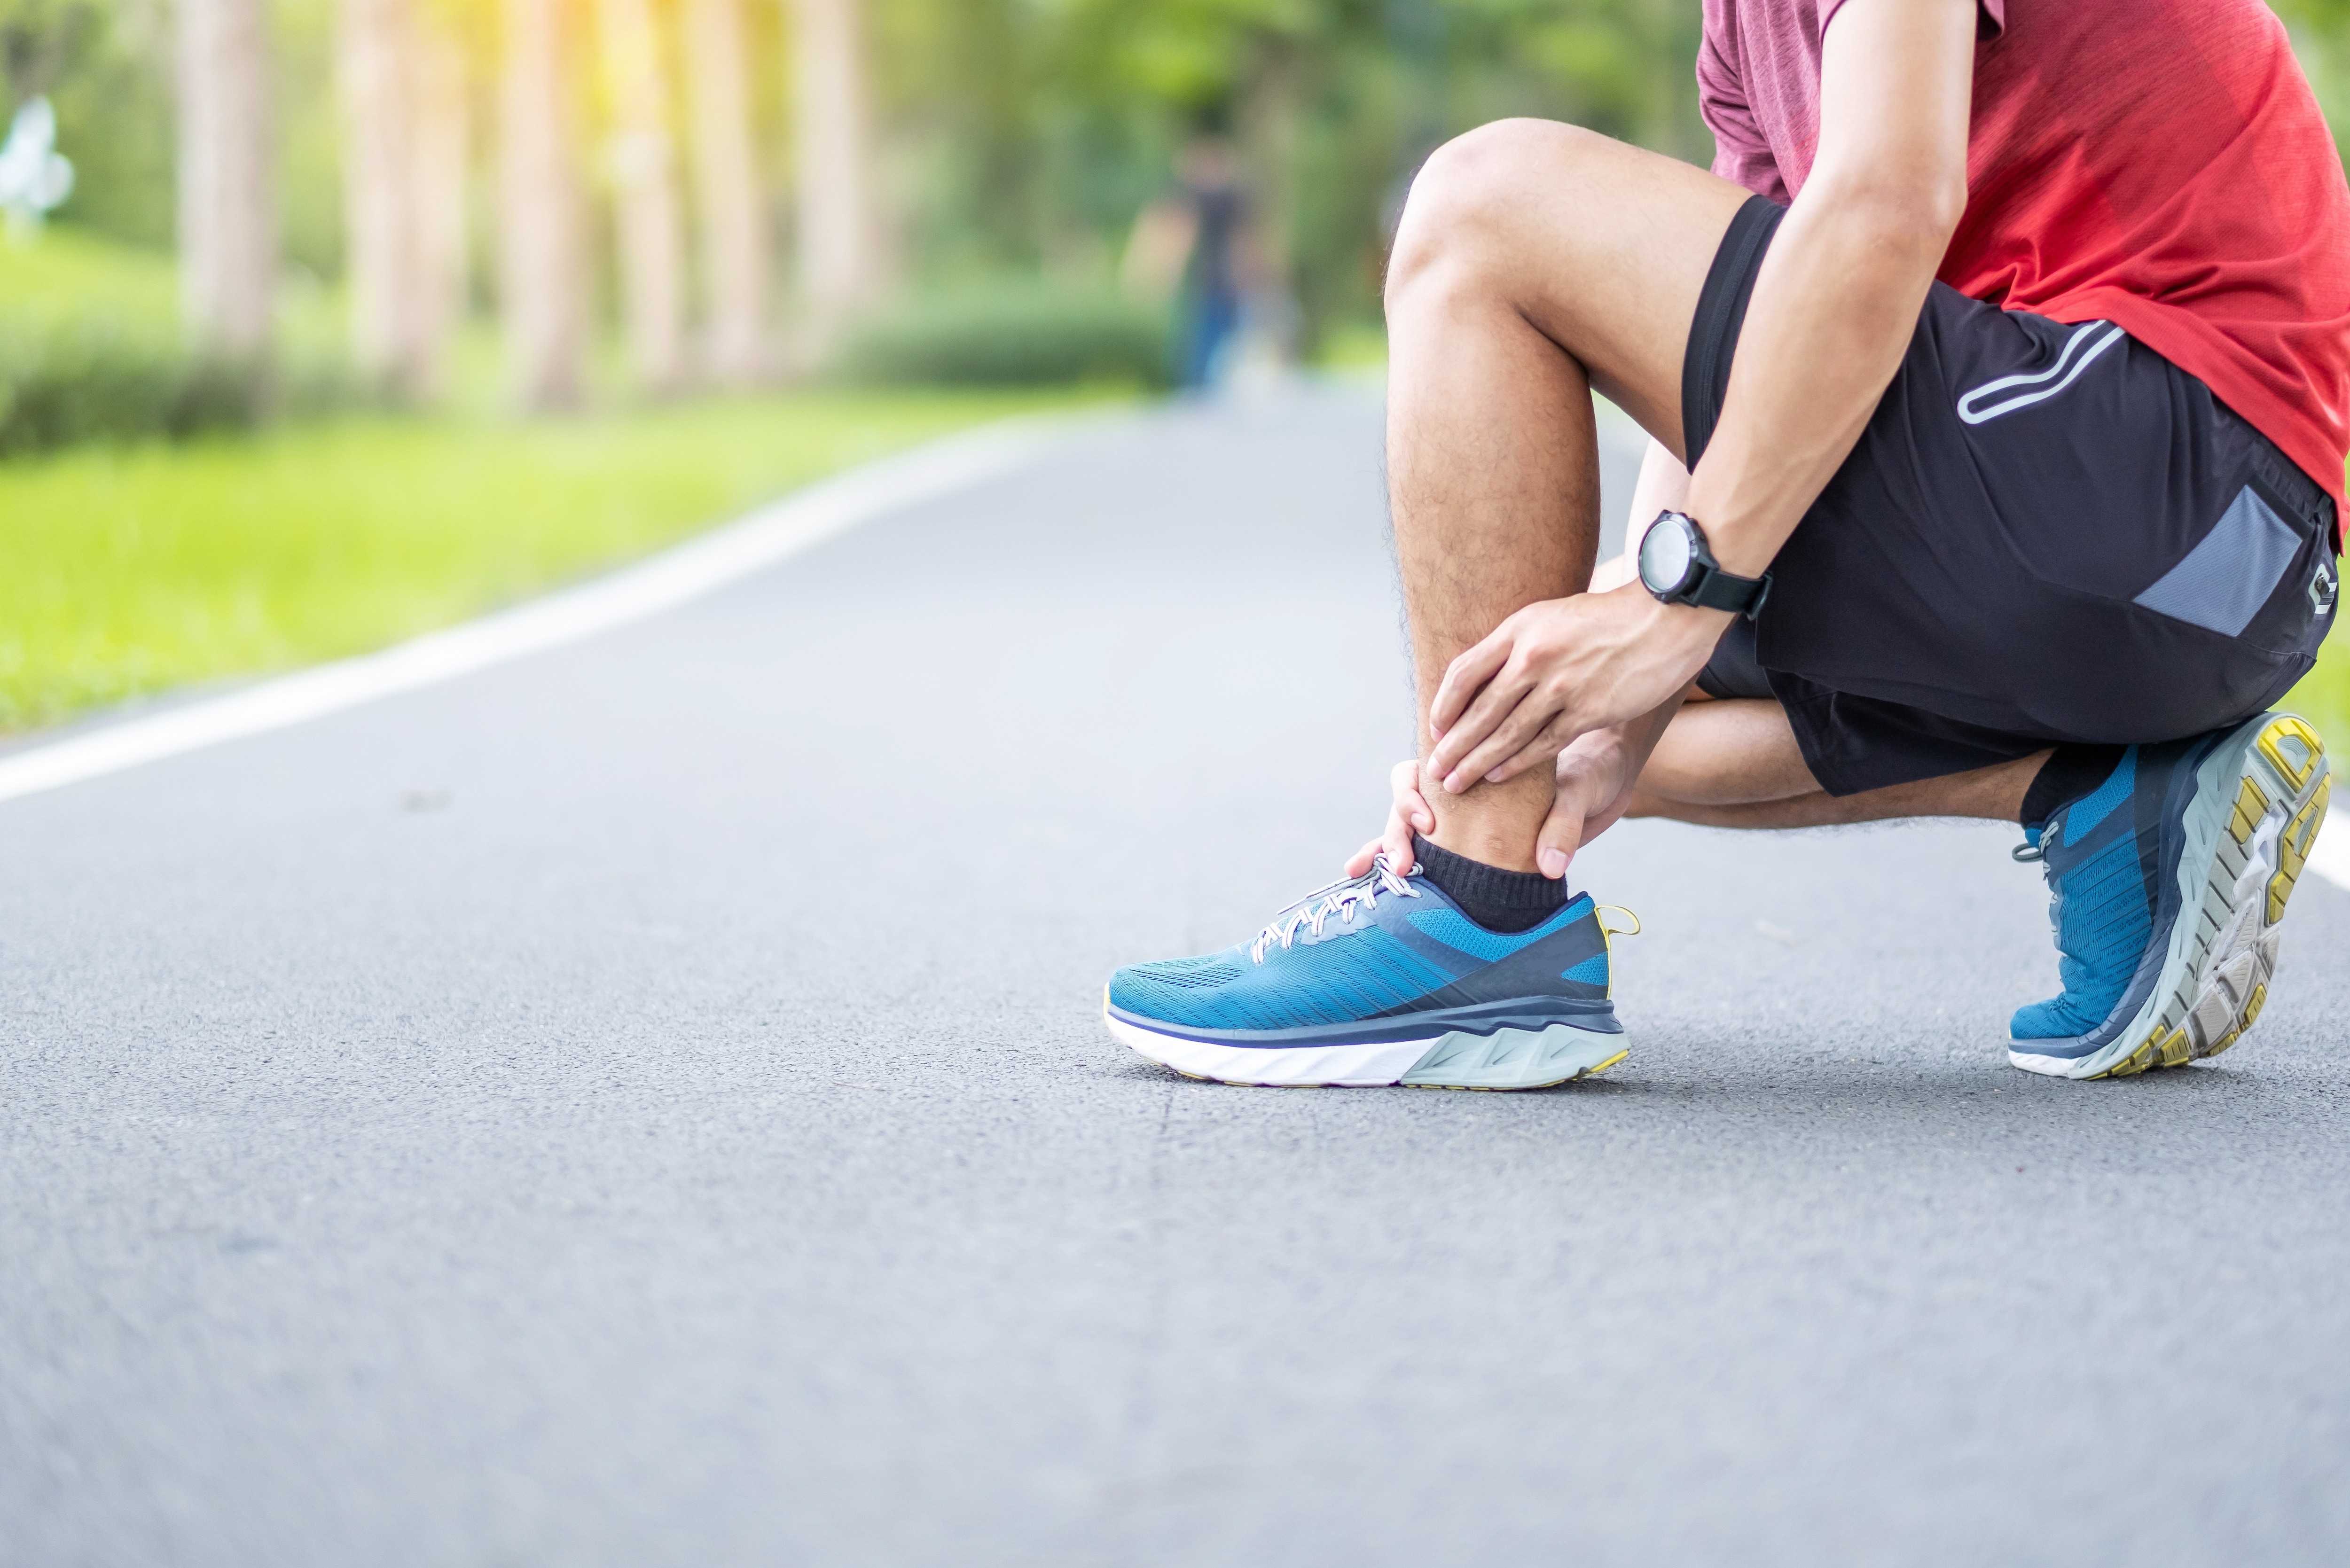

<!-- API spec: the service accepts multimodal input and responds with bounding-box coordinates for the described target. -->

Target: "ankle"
[1427,827,1540,874]
[1422,764,1550,872]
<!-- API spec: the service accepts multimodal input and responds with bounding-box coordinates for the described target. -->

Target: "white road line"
[0,410,1097,807]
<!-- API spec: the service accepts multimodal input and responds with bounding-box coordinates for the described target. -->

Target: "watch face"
[1639,515,1696,594]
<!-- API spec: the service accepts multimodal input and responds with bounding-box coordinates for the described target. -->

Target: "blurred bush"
[835,286,1172,389]
[0,226,357,456]
[0,323,271,455]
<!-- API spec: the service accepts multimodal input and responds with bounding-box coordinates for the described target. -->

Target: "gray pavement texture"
[6,389,2350,1568]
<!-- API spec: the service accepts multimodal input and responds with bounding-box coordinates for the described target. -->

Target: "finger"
[1344,837,1382,878]
[1535,794,1588,880]
[1429,631,1510,735]
[1451,690,1573,791]
[1382,808,1418,872]
[1389,762,1434,834]
[1428,631,1512,737]
[1429,671,1535,785]
[1481,716,1580,787]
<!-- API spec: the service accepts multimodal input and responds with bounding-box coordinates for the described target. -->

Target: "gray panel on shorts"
[2133,484,2301,637]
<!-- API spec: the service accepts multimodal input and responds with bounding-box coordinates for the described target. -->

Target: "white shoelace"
[1248,855,1420,964]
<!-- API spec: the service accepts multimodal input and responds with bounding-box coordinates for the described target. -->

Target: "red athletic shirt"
[1699,0,2350,514]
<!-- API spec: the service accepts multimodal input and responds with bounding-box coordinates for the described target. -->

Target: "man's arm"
[1423,0,1976,795]
[1592,439,1692,591]
[1684,0,1974,577]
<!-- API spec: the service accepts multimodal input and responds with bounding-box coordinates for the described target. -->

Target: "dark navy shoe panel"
[1409,900,1610,1010]
[1106,994,1622,1048]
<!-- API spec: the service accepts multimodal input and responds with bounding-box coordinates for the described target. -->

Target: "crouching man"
[1106,0,2346,1088]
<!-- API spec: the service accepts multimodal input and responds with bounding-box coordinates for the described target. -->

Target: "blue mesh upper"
[2062,746,2138,846]
[1108,867,1618,1036]
[2013,751,2157,1042]
[1112,921,1459,1030]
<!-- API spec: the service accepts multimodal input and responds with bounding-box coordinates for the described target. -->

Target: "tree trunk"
[410,24,470,392]
[595,0,687,392]
[176,0,276,360]
[683,0,768,383]
[784,0,882,356]
[337,0,422,395]
[337,0,466,398]
[499,0,587,410]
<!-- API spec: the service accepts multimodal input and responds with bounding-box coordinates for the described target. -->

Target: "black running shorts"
[1686,195,2341,796]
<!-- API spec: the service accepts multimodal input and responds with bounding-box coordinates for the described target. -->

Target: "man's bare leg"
[1385,121,1753,871]
[1627,696,2050,828]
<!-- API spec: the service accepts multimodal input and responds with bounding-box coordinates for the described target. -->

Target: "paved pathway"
[6,390,2349,1565]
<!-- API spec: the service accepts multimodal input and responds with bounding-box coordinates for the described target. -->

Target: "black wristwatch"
[1637,510,1772,618]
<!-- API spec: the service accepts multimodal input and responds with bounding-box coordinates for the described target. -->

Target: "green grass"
[0,225,181,333]
[0,389,1101,732]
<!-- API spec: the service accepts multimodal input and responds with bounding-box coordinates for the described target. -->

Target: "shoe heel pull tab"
[2012,841,2045,864]
[1596,904,1643,938]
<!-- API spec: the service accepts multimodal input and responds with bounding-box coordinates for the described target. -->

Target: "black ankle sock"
[2020,743,2128,829]
[1409,833,1568,933]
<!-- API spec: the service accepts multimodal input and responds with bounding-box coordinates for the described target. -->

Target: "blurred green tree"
[10,0,2350,394]
[866,0,1708,347]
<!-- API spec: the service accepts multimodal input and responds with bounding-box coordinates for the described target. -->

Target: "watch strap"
[1684,561,1771,616]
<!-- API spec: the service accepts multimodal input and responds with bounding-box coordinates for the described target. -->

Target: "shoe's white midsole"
[2009,1048,2091,1078]
[1107,1010,1630,1089]
[1108,1014,1435,1086]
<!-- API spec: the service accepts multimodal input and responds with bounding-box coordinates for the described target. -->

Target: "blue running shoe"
[1104,857,1635,1088]
[2011,711,2330,1080]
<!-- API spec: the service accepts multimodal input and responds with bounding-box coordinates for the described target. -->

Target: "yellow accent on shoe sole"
[2228,775,2265,846]
[2244,983,2267,1027]
[2155,1027,2193,1069]
[2229,774,2272,845]
[2258,715,2324,794]
[2269,774,2329,923]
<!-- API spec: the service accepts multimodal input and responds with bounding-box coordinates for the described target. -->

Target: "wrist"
[1637,510,1772,616]
[1639,587,1733,645]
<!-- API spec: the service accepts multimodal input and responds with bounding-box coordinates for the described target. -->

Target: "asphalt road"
[6,388,2349,1567]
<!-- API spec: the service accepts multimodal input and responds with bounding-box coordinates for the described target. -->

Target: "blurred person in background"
[1103,0,2350,1092]
[1122,131,1252,392]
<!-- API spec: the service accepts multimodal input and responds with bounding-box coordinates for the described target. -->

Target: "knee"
[1386,118,1603,311]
